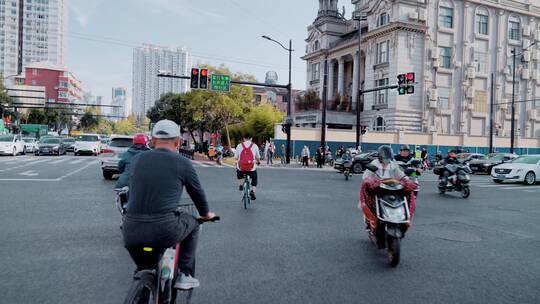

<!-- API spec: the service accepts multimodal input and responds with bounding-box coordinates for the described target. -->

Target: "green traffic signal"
[398,87,407,95]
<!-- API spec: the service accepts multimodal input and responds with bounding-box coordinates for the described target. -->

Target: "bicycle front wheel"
[123,271,156,304]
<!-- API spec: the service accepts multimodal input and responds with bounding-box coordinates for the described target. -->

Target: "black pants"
[122,212,200,276]
[237,170,258,187]
[302,156,309,167]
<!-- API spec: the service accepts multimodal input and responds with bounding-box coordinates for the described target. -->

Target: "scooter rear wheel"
[461,186,470,199]
[387,236,401,267]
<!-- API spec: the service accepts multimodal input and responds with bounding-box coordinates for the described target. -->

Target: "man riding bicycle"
[235,134,260,200]
[122,120,217,290]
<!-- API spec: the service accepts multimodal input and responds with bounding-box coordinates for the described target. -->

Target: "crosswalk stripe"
[68,159,86,165]
[50,158,70,164]
[500,186,540,190]
[0,158,52,172]
[222,163,235,168]
[196,162,209,167]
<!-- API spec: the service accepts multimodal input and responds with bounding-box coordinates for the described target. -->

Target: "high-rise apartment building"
[132,43,191,117]
[0,0,68,79]
[112,86,127,120]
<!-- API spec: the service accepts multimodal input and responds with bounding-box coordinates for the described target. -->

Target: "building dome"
[265,71,279,84]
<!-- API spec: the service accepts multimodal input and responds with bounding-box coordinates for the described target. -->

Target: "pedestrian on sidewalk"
[316,146,324,168]
[267,140,275,165]
[280,144,286,165]
[301,145,310,167]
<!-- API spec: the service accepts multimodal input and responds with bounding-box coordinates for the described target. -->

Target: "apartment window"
[508,19,521,41]
[378,13,389,27]
[374,78,388,105]
[313,40,320,51]
[31,80,36,85]
[439,7,453,28]
[439,47,452,68]
[376,41,389,64]
[255,95,262,103]
[373,117,386,131]
[59,81,68,88]
[476,12,488,35]
[32,68,38,76]
[311,62,320,81]
[439,97,449,109]
[474,52,487,74]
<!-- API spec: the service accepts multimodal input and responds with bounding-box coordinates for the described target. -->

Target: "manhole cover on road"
[414,222,482,242]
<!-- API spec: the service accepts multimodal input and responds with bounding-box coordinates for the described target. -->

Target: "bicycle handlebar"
[197,216,220,224]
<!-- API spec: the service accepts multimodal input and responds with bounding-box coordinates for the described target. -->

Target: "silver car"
[22,137,38,153]
[100,136,133,180]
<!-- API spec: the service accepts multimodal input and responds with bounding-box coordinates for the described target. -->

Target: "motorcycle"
[325,152,335,167]
[216,150,223,166]
[360,165,415,267]
[395,159,422,197]
[435,163,472,198]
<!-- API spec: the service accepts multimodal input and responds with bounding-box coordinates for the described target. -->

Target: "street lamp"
[353,12,367,150]
[510,41,536,153]
[262,35,293,164]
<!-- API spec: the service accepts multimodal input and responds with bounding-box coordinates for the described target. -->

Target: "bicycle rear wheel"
[123,271,156,304]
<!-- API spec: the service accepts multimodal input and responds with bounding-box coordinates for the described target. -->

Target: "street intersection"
[0,155,539,303]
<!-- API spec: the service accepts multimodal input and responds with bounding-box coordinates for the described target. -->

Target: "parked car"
[0,134,26,156]
[62,137,76,152]
[334,151,378,174]
[100,136,134,180]
[468,153,518,174]
[22,137,38,153]
[37,137,67,156]
[74,134,102,156]
[491,155,540,185]
[456,153,485,164]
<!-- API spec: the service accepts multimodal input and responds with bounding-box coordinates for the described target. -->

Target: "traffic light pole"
[157,74,289,89]
[359,84,398,94]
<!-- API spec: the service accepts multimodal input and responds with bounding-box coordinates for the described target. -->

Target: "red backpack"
[238,143,255,171]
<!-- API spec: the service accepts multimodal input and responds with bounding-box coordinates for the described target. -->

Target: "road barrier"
[179,149,195,160]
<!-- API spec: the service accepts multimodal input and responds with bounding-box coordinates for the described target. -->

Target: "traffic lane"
[0,156,99,180]
[0,164,133,304]
[192,168,539,304]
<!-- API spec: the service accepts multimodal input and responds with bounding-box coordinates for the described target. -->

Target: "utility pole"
[321,54,328,149]
[354,13,366,149]
[489,73,494,153]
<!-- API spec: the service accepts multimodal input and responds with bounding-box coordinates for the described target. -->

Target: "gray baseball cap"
[151,119,180,139]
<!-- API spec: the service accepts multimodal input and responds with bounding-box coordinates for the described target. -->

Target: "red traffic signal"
[199,69,209,89]
[190,68,200,89]
[200,69,208,77]
[406,72,415,81]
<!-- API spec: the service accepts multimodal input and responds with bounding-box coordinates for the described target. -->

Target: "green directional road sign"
[210,74,231,92]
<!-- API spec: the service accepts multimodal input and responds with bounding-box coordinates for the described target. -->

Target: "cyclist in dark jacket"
[115,134,150,189]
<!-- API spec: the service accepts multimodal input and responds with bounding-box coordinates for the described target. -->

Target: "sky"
[68,0,355,105]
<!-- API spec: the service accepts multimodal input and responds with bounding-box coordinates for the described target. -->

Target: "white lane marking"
[19,170,39,177]
[0,178,60,182]
[0,158,52,172]
[196,162,209,167]
[222,163,235,168]
[59,160,99,179]
[500,185,540,190]
[50,158,70,164]
[68,158,86,165]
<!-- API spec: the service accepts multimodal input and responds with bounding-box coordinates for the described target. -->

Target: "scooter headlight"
[380,203,407,222]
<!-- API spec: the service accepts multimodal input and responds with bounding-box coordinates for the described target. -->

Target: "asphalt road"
[1,155,539,304]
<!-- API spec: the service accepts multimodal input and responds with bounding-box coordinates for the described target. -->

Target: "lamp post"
[262,35,293,164]
[353,12,367,150]
[510,41,536,153]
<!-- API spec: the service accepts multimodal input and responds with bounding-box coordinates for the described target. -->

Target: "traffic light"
[281,124,289,134]
[397,74,406,95]
[406,72,415,94]
[199,69,208,89]
[397,72,415,95]
[190,68,199,89]
[361,125,368,135]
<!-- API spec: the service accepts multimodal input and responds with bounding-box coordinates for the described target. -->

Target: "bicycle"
[123,204,219,304]
[242,175,251,209]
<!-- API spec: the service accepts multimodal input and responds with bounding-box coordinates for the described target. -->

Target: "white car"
[74,134,102,156]
[100,136,134,180]
[491,155,540,185]
[0,134,26,156]
[22,137,38,153]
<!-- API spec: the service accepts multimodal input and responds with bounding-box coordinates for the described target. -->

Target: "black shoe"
[239,185,243,191]
[250,190,256,200]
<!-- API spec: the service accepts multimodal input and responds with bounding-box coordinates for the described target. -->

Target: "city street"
[1,155,539,304]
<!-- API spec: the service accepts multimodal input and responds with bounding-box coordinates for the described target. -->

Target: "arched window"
[378,12,389,27]
[438,1,454,29]
[475,7,489,35]
[373,117,386,131]
[508,15,521,41]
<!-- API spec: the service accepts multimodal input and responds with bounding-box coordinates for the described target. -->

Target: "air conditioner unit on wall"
[528,110,537,120]
[534,30,540,41]
[430,89,438,100]
[418,9,427,21]
[467,66,476,79]
[523,25,531,37]
[523,39,531,49]
[429,100,437,108]
[466,87,475,98]
[432,59,440,68]
[522,68,530,79]
[431,48,439,59]
[532,70,540,80]
[533,50,540,61]
[409,12,419,20]
[523,51,531,62]
[499,100,508,110]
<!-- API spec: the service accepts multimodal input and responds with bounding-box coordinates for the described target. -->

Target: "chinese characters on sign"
[210,74,231,92]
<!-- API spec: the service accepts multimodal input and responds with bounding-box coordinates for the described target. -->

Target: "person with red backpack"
[235,134,261,200]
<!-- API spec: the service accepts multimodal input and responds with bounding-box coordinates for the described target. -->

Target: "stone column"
[337,57,345,97]
[328,59,335,100]
[352,51,359,110]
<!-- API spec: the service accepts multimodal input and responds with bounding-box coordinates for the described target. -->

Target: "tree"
[0,76,11,118]
[114,115,138,135]
[27,109,47,124]
[80,107,100,131]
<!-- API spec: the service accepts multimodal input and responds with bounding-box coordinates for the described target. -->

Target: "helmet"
[400,144,410,151]
[377,145,394,165]
[133,133,148,145]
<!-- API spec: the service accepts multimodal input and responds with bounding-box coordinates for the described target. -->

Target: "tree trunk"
[224,122,232,149]
[189,130,197,144]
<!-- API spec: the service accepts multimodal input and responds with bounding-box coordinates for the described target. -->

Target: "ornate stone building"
[301,0,540,139]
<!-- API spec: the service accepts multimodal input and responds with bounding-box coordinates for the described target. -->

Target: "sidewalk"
[213,155,335,171]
